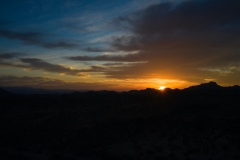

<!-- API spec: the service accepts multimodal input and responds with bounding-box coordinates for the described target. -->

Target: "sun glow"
[159,86,166,91]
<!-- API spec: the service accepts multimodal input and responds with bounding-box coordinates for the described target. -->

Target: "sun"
[159,86,166,91]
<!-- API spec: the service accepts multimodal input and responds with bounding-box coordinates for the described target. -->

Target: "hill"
[0,88,14,97]
[184,81,222,91]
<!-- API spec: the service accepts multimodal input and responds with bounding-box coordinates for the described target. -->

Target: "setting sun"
[159,86,166,91]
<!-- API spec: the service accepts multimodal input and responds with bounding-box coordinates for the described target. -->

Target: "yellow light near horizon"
[159,86,166,91]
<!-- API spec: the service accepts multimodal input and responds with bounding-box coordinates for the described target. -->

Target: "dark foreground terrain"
[1,82,240,160]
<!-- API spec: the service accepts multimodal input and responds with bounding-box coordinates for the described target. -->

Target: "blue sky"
[0,0,240,90]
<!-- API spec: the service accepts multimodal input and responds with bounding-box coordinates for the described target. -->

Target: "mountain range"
[1,81,240,96]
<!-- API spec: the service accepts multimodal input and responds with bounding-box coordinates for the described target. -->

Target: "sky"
[0,0,240,91]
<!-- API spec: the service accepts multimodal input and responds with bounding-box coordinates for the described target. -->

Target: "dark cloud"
[66,54,146,62]
[43,41,78,49]
[0,52,27,60]
[0,55,107,76]
[107,0,240,82]
[19,58,106,75]
[0,29,43,43]
[84,47,115,52]
[112,0,240,51]
[20,58,78,75]
[80,65,105,72]
[0,76,115,90]
[114,0,240,35]
[0,76,66,87]
[0,29,78,49]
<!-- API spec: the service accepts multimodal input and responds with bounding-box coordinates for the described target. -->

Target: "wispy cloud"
[0,52,27,60]
[0,76,115,90]
[0,29,79,49]
[0,53,107,76]
[83,47,115,52]
[66,54,146,62]
[19,58,83,76]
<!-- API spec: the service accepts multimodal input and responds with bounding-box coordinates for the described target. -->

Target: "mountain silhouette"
[184,81,222,91]
[0,88,14,97]
[1,82,239,96]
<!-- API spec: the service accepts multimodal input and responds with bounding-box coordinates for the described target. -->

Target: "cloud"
[66,54,146,62]
[78,65,106,72]
[19,58,82,75]
[0,52,27,60]
[112,0,240,51]
[106,0,240,82]
[0,29,78,49]
[43,41,78,49]
[84,47,115,52]
[0,53,107,76]
[0,76,114,90]
[103,62,128,66]
[116,0,240,34]
[20,58,108,74]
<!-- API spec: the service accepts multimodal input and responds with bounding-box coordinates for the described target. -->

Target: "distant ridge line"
[1,81,240,95]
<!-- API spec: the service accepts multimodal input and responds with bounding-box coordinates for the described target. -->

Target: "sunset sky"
[0,0,240,91]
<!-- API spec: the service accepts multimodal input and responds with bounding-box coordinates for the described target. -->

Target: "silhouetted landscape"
[1,82,240,160]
